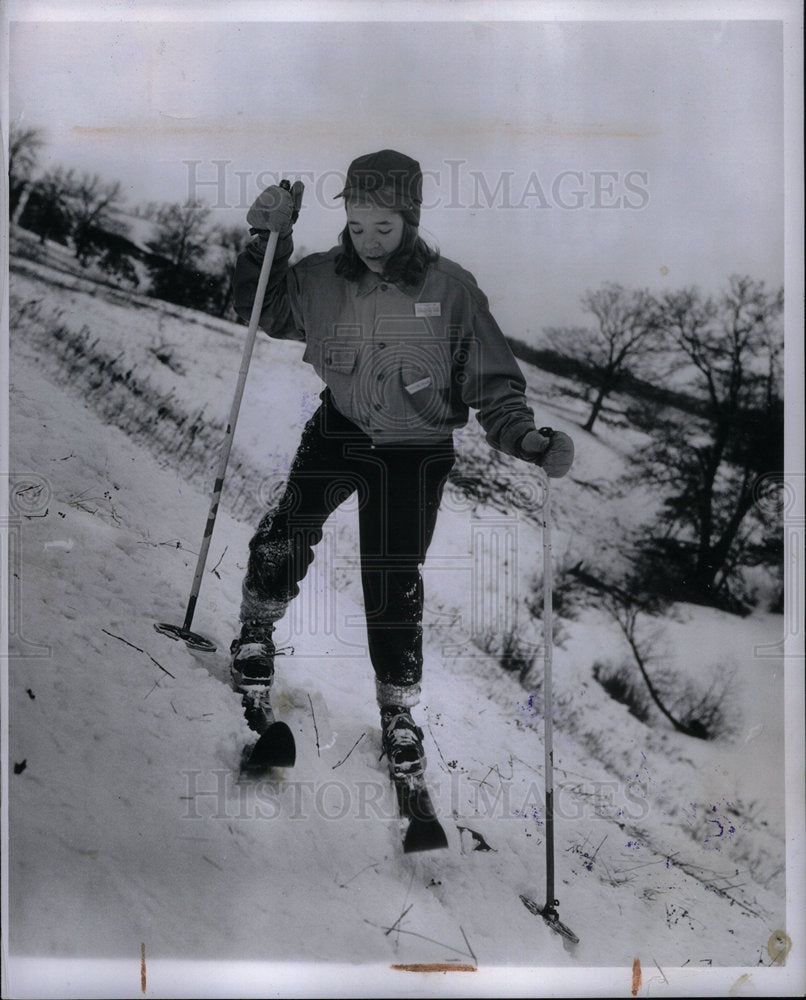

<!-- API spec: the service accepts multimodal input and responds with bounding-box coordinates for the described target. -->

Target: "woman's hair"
[334,207,439,285]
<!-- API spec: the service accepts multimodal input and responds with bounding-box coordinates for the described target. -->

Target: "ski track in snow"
[6,253,790,985]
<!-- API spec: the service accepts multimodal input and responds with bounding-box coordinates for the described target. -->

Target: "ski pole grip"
[248,178,303,236]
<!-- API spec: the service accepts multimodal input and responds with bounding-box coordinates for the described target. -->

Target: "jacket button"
[377,342,386,349]
[374,403,382,411]
[380,283,388,291]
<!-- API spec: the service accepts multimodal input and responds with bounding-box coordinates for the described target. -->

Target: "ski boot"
[380,705,447,852]
[231,622,296,772]
[380,705,427,783]
[230,622,276,734]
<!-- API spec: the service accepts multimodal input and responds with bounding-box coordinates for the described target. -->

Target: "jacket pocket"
[398,353,452,429]
[323,346,358,374]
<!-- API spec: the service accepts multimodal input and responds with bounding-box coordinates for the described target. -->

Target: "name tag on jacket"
[415,302,441,317]
[405,376,433,395]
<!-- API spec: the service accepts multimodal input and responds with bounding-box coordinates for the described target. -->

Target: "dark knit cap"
[335,149,423,224]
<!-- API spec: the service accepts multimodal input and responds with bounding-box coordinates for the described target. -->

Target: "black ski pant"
[243,392,455,695]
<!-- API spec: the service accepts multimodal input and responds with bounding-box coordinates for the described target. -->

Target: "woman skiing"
[231,149,574,787]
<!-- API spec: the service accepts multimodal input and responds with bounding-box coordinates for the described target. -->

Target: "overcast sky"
[7,11,788,334]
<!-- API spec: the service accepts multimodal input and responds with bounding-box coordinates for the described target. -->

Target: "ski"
[393,775,449,854]
[519,894,580,944]
[240,721,296,776]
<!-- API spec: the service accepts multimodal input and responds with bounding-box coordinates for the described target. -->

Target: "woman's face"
[345,202,405,274]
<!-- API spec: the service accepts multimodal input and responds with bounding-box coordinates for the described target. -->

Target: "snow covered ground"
[3,241,804,997]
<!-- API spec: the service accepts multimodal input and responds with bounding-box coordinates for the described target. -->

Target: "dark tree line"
[9,122,244,316]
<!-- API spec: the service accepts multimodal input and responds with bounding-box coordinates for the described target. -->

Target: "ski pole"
[541,471,557,914]
[155,184,290,652]
[520,468,579,943]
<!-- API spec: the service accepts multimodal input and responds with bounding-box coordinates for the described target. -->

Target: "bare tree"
[145,199,215,307]
[24,165,76,244]
[633,275,784,609]
[206,222,246,317]
[8,121,45,217]
[147,198,211,269]
[545,282,661,433]
[71,173,124,263]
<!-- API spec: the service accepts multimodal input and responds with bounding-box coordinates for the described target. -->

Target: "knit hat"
[335,149,423,225]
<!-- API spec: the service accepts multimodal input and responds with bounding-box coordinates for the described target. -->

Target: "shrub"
[593,655,740,741]
[659,665,740,742]
[526,557,587,625]
[147,339,187,376]
[592,660,652,722]
[475,627,538,686]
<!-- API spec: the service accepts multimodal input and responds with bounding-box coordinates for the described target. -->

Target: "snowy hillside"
[4,240,801,998]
